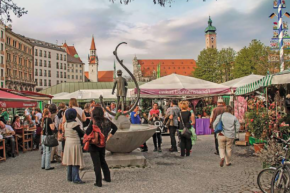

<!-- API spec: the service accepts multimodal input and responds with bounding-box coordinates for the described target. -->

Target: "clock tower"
[205,16,217,49]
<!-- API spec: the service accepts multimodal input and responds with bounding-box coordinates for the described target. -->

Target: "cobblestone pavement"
[0,134,263,193]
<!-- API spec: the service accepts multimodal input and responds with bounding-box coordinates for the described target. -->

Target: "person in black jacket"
[86,107,118,187]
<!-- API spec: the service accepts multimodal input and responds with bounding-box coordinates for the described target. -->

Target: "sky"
[8,0,274,73]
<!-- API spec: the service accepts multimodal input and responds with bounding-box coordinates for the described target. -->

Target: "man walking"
[210,98,226,155]
[168,100,180,152]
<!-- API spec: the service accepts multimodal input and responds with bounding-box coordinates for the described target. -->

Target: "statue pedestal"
[106,151,146,168]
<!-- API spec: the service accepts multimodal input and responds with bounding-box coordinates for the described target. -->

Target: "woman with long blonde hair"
[69,98,86,130]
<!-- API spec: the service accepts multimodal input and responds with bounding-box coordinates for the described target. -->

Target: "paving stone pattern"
[0,134,263,193]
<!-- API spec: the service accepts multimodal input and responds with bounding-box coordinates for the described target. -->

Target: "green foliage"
[195,107,203,116]
[233,39,269,78]
[218,48,236,82]
[246,109,270,140]
[193,48,220,83]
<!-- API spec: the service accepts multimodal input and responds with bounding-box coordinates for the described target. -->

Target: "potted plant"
[246,109,270,153]
[202,106,212,117]
[195,107,203,118]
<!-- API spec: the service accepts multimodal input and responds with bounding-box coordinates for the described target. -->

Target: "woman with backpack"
[62,108,85,184]
[85,107,118,187]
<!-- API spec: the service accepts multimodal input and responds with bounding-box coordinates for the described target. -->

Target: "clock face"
[211,36,215,40]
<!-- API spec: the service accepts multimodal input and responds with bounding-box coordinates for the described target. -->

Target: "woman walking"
[179,101,192,157]
[86,107,117,187]
[41,109,55,170]
[213,106,240,167]
[62,109,85,184]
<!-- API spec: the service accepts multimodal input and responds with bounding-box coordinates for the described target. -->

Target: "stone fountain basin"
[106,124,157,153]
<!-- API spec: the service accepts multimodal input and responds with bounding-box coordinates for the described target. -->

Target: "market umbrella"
[222,74,264,89]
[0,90,37,108]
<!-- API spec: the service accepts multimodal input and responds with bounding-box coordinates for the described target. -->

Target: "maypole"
[270,0,289,72]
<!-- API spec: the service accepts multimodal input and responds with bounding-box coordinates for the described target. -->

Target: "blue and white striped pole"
[278,0,285,72]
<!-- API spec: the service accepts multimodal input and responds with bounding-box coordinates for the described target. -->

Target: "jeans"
[169,126,177,150]
[180,134,192,156]
[67,165,82,182]
[152,133,161,149]
[214,133,219,154]
[90,147,110,187]
[41,136,52,169]
[50,133,59,161]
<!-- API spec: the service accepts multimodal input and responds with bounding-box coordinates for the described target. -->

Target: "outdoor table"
[195,118,212,135]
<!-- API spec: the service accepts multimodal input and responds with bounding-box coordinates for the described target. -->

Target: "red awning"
[0,90,37,108]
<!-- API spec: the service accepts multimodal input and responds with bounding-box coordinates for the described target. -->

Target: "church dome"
[205,16,216,33]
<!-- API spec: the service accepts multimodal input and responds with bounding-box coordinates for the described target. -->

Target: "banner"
[0,101,38,108]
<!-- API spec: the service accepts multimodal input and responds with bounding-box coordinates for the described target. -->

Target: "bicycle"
[257,167,277,193]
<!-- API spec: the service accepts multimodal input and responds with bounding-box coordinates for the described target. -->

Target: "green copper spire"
[205,16,216,34]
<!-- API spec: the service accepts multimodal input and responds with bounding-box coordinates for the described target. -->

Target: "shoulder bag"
[43,118,59,147]
[214,113,224,134]
[180,112,192,139]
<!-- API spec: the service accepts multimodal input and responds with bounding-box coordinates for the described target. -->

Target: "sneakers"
[220,158,225,167]
[153,148,157,152]
[158,147,162,152]
[45,167,55,170]
[169,148,178,152]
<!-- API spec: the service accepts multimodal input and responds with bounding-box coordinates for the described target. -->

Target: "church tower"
[205,16,217,49]
[88,36,98,82]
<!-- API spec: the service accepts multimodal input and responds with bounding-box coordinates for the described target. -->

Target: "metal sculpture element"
[100,42,140,116]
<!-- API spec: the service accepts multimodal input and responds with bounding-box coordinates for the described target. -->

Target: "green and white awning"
[235,75,273,96]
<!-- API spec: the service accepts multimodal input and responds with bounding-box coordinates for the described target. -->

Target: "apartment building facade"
[5,26,35,91]
[25,38,67,92]
[0,22,5,88]
[67,54,84,82]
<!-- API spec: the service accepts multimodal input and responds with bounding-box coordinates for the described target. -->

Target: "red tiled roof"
[85,72,89,79]
[98,71,114,82]
[62,43,83,63]
[90,36,96,50]
[137,59,196,77]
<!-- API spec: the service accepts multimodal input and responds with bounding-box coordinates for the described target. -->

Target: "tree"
[193,48,221,83]
[233,39,268,78]
[109,0,214,6]
[218,48,236,82]
[0,0,27,22]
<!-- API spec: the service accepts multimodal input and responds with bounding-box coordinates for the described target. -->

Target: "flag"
[157,63,161,78]
[285,12,290,18]
[269,13,276,18]
[113,60,116,79]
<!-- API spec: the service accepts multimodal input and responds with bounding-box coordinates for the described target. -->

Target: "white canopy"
[272,69,290,85]
[52,89,134,100]
[221,74,264,89]
[133,74,231,98]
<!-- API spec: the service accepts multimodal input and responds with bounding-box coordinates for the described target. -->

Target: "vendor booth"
[0,90,38,108]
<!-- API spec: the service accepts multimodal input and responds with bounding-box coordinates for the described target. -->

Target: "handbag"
[179,112,192,139]
[214,113,224,134]
[43,118,59,147]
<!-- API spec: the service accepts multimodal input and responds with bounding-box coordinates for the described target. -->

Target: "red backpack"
[91,125,106,148]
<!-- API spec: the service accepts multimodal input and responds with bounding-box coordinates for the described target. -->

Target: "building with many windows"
[5,26,35,91]
[62,42,84,82]
[24,37,67,92]
[0,21,5,88]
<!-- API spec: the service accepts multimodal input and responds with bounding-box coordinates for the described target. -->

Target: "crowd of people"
[0,96,241,187]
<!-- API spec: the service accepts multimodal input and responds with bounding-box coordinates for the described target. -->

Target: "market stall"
[0,90,38,108]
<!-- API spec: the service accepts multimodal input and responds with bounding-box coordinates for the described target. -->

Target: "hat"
[217,98,224,103]
[65,108,77,123]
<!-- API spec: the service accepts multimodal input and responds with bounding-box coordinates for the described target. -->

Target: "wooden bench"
[15,128,33,153]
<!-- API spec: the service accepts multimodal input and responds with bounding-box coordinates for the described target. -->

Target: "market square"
[0,0,290,193]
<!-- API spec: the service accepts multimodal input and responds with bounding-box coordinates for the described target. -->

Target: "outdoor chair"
[15,128,33,153]
[0,139,6,161]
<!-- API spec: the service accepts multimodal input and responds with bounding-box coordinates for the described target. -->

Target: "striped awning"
[235,75,273,95]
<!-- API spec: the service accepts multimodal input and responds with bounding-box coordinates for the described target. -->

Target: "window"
[80,70,82,73]
[44,79,47,86]
[44,51,47,58]
[60,54,63,60]
[72,69,74,73]
[80,65,81,68]
[68,69,70,72]
[64,72,66,78]
[72,75,74,79]
[13,40,17,47]
[57,80,59,84]
[64,55,66,61]
[39,50,42,57]
[57,71,59,78]
[60,63,62,69]
[40,79,42,86]
[1,56,3,64]
[44,70,47,77]
[7,53,11,61]
[1,31,3,38]
[48,61,51,68]
[44,60,47,67]
[35,69,38,76]
[60,72,63,78]
[48,52,51,58]
[35,49,38,56]
[76,69,78,73]
[1,43,3,51]
[39,69,42,76]
[39,60,42,67]
[57,53,59,60]
[56,62,59,69]
[64,64,66,70]
[68,75,70,79]
[76,75,78,79]
[18,43,22,50]
[19,57,22,65]
[68,63,70,67]
[6,37,11,45]
[48,70,51,77]
[35,79,38,86]
[80,75,82,80]
[35,59,38,66]
[24,46,27,53]
[49,80,51,86]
